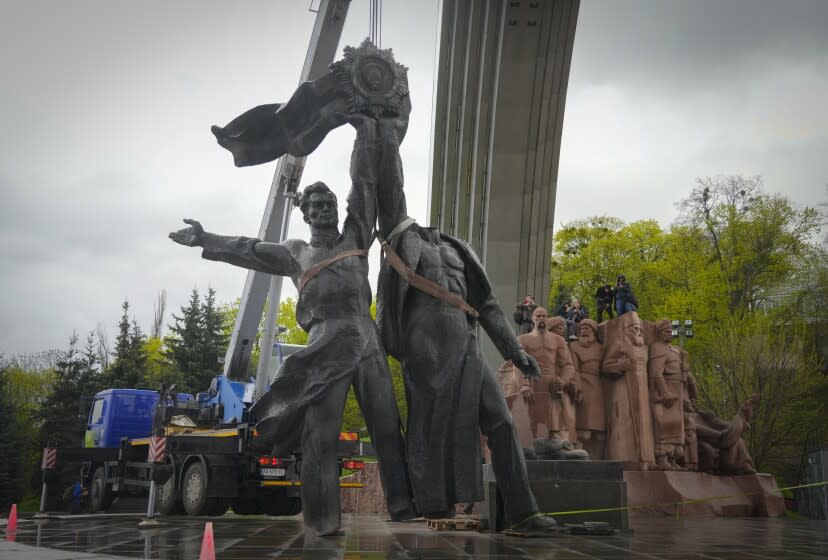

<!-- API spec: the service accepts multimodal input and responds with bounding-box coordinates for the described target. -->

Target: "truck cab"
[84,389,193,448]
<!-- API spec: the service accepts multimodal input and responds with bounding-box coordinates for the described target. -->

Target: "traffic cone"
[5,504,17,541]
[199,521,215,560]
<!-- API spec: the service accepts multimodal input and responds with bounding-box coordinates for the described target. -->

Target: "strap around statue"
[378,225,479,320]
[298,249,368,294]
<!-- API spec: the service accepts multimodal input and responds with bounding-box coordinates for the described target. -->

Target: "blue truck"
[44,375,364,517]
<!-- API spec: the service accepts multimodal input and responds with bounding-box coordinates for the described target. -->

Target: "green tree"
[165,289,204,392]
[678,175,821,315]
[0,365,25,510]
[142,336,185,390]
[690,315,826,477]
[197,288,228,388]
[549,217,667,318]
[1,358,56,503]
[38,333,100,448]
[107,300,148,388]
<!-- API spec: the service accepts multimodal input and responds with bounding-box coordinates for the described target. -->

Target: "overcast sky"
[1,0,826,356]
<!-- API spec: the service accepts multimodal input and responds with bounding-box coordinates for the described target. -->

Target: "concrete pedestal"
[483,460,628,531]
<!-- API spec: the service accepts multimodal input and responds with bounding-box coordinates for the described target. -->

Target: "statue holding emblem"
[173,40,563,536]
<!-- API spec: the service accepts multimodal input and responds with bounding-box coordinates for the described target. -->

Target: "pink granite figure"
[517,309,579,444]
[568,319,607,459]
[680,349,699,471]
[647,320,684,470]
[601,312,655,470]
[695,395,759,475]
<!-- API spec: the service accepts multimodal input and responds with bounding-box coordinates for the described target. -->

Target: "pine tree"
[37,334,88,448]
[165,288,204,392]
[198,287,228,388]
[107,300,147,388]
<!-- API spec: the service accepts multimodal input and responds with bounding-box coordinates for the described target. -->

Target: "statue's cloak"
[376,224,501,512]
[211,73,350,167]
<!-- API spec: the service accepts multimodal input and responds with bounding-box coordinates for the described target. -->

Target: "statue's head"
[300,182,338,228]
[656,319,673,343]
[621,312,644,347]
[532,307,548,330]
[578,319,599,346]
[547,316,566,337]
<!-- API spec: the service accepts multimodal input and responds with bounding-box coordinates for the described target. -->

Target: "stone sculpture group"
[499,308,759,475]
[171,41,560,537]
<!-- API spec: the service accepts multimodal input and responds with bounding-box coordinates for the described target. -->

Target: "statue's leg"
[352,343,416,520]
[300,374,351,536]
[479,365,539,524]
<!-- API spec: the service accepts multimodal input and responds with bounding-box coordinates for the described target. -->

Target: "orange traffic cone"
[199,521,215,560]
[5,504,17,541]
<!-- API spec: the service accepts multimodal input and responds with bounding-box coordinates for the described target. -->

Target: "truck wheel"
[182,462,226,516]
[182,462,210,516]
[156,474,184,515]
[90,466,114,512]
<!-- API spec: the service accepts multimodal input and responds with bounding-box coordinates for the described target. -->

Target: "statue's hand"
[661,390,678,407]
[346,112,378,141]
[169,218,205,247]
[512,349,541,381]
[377,115,407,143]
[565,381,581,401]
[520,385,534,404]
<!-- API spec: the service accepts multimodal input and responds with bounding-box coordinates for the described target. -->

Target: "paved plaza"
[2,513,828,560]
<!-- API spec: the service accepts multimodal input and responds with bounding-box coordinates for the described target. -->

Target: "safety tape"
[538,480,828,517]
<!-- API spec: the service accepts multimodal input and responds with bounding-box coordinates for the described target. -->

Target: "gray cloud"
[1,0,823,355]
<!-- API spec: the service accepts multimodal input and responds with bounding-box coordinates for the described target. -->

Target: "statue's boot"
[563,449,590,460]
[505,514,569,537]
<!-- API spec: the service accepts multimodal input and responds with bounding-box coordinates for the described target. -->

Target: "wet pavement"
[2,513,828,559]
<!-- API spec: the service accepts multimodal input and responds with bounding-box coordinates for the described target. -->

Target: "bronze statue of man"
[569,319,607,459]
[373,118,563,534]
[170,117,414,536]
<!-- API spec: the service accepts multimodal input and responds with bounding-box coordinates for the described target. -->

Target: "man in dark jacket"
[594,284,614,323]
[613,275,639,316]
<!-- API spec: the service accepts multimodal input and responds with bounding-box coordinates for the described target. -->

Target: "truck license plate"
[260,468,285,477]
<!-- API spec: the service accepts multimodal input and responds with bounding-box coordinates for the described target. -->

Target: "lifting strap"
[298,249,368,294]
[378,227,479,320]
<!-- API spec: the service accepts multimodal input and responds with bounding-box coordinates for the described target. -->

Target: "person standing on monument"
[613,275,638,316]
[372,118,563,534]
[569,319,607,459]
[518,310,580,444]
[170,117,415,536]
[601,312,655,470]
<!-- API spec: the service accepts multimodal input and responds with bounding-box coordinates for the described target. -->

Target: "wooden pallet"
[426,518,481,531]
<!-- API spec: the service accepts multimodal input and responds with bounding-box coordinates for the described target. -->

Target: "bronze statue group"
[171,42,561,537]
[171,41,758,538]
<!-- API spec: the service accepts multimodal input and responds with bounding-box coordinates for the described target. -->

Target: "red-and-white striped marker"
[148,436,166,464]
[41,448,56,470]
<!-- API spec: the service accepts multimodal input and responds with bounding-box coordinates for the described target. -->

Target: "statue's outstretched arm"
[170,219,301,278]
